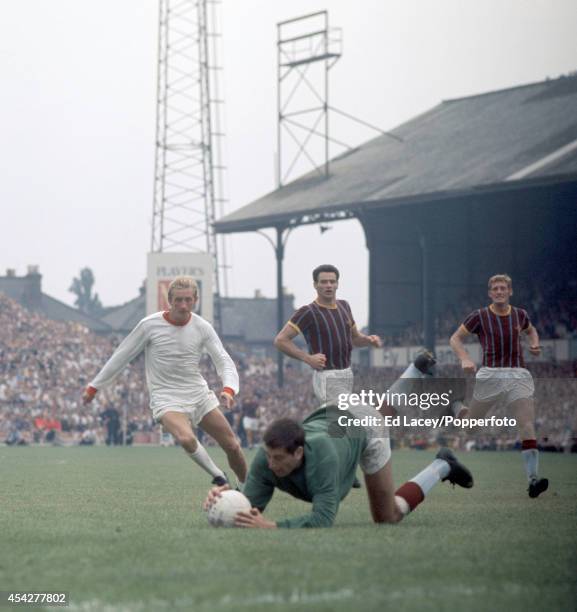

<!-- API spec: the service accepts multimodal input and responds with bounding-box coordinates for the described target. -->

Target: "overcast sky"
[0,0,575,327]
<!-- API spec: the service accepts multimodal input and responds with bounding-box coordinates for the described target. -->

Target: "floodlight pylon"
[151,0,228,309]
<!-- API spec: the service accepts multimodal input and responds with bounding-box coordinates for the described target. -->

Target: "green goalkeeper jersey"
[243,407,368,528]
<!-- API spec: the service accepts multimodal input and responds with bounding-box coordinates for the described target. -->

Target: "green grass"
[0,447,575,612]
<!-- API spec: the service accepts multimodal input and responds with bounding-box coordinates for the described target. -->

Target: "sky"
[0,0,575,327]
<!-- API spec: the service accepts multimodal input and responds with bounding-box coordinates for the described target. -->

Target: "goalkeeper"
[204,405,473,528]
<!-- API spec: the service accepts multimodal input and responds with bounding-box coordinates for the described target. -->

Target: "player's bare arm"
[274,323,326,370]
[450,325,476,373]
[525,324,541,356]
[351,325,382,348]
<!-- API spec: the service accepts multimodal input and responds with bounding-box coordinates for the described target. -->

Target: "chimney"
[23,265,42,308]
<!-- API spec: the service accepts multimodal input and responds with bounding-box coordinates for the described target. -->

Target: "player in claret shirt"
[204,406,473,529]
[274,264,383,405]
[450,274,548,498]
[82,276,247,488]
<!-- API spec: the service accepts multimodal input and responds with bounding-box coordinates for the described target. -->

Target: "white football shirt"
[90,312,239,412]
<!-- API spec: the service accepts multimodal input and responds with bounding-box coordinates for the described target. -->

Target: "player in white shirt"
[82,277,247,486]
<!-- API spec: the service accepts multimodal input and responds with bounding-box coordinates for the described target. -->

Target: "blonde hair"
[488,274,512,290]
[167,277,198,302]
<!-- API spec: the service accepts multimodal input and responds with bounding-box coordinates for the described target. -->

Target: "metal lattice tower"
[151,0,228,297]
[277,11,398,188]
[277,11,342,187]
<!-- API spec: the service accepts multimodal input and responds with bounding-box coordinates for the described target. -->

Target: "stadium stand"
[214,75,577,347]
[384,277,577,347]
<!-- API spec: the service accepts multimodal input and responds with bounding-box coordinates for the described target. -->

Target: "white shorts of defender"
[313,367,354,405]
[473,367,535,404]
[152,389,220,426]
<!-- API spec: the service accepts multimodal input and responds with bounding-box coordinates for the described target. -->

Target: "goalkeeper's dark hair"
[263,419,305,454]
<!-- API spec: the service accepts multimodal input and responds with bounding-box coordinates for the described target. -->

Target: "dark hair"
[263,419,305,454]
[312,264,340,283]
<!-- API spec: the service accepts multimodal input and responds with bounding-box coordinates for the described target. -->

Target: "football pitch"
[1,447,575,612]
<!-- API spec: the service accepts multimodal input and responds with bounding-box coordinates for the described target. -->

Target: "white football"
[206,490,252,528]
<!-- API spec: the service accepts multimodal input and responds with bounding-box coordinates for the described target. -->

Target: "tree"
[69,267,103,317]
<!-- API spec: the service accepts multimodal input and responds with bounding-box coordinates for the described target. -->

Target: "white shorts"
[313,367,354,405]
[152,390,220,426]
[473,367,534,404]
[344,404,391,476]
[242,416,260,432]
[360,437,392,475]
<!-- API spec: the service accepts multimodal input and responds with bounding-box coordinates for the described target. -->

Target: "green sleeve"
[243,449,275,511]
[276,441,340,529]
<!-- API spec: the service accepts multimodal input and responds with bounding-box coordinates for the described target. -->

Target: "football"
[206,490,252,527]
